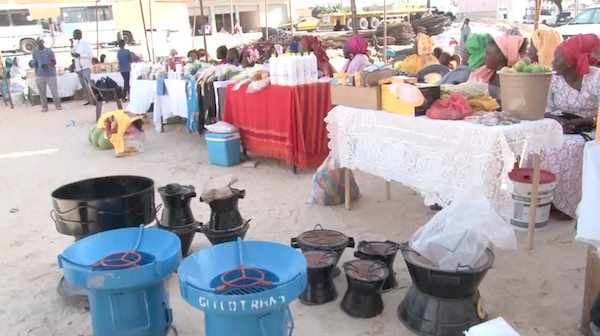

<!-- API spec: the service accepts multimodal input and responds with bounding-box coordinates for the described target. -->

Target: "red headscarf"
[347,35,368,55]
[300,36,336,77]
[557,34,600,76]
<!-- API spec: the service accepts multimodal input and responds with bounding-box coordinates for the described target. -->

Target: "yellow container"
[381,84,416,116]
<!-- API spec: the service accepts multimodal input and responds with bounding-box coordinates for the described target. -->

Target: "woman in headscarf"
[437,33,493,85]
[299,36,336,77]
[531,34,600,220]
[340,35,371,74]
[187,50,199,63]
[240,45,258,68]
[396,32,439,75]
[468,34,526,99]
[9,57,27,95]
[528,27,563,67]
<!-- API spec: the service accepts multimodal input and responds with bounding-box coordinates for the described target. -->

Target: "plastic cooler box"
[205,132,241,166]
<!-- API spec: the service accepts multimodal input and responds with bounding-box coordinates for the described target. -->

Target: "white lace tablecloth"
[326,106,564,214]
[153,79,188,133]
[26,73,80,98]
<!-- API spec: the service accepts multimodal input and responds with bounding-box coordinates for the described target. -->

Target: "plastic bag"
[246,78,270,93]
[204,121,238,134]
[426,92,473,120]
[463,317,520,336]
[410,188,516,270]
[201,175,239,203]
[308,155,360,206]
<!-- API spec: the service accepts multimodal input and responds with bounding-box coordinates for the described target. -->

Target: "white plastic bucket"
[508,168,556,229]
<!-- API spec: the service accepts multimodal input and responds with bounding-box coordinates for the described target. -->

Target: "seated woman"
[528,27,563,67]
[299,36,336,77]
[216,46,228,64]
[340,35,371,74]
[534,34,600,220]
[468,35,526,99]
[240,46,257,68]
[437,33,493,85]
[226,48,240,66]
[187,50,199,63]
[9,57,27,95]
[396,32,439,75]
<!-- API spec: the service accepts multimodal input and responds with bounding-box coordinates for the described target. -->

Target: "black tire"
[369,17,380,30]
[542,20,547,25]
[122,31,133,45]
[20,38,36,54]
[444,14,454,26]
[345,18,353,31]
[358,17,369,30]
[314,25,320,32]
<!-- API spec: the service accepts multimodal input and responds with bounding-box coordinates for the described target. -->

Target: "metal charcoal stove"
[354,240,401,291]
[200,189,250,245]
[340,259,389,318]
[300,250,338,305]
[291,224,355,277]
[58,226,181,336]
[156,183,200,256]
[397,243,495,336]
[178,238,307,336]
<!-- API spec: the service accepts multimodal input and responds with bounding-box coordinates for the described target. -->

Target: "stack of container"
[270,52,319,86]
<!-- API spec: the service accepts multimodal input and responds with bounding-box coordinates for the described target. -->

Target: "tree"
[551,0,563,13]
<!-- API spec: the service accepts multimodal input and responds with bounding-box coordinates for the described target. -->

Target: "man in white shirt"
[71,29,93,105]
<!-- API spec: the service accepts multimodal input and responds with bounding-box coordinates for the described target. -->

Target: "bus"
[0,2,135,54]
[0,6,53,53]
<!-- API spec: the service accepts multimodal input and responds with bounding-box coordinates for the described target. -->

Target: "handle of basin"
[429,270,461,286]
[284,306,294,336]
[347,237,355,248]
[155,204,163,226]
[50,209,58,225]
[353,250,374,260]
[290,237,299,248]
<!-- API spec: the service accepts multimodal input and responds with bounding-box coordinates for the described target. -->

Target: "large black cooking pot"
[401,242,495,299]
[51,176,155,240]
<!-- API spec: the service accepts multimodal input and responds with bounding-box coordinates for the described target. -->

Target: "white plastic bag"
[204,121,238,134]
[463,317,520,336]
[410,188,516,270]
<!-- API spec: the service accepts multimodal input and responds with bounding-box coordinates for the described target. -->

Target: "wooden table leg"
[344,168,351,210]
[385,181,391,200]
[527,154,542,250]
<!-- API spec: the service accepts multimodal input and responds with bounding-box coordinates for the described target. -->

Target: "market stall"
[127,79,156,114]
[26,73,80,98]
[223,82,333,170]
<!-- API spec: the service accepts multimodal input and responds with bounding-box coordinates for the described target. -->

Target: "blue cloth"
[32,47,56,77]
[157,76,166,96]
[186,79,199,132]
[437,65,470,85]
[117,48,131,72]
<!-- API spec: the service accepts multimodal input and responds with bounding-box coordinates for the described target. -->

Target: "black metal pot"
[300,250,338,305]
[51,176,155,240]
[400,242,495,299]
[204,189,245,231]
[354,240,400,291]
[340,259,389,318]
[291,224,355,277]
[157,183,196,227]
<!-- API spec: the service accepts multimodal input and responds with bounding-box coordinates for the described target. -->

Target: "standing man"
[459,18,471,61]
[32,38,61,113]
[117,40,132,101]
[71,29,93,105]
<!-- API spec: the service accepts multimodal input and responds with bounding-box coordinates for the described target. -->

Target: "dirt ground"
[0,100,588,336]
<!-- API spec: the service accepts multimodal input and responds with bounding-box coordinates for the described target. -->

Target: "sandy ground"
[0,100,589,336]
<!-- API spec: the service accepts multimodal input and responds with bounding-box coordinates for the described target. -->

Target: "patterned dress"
[538,67,600,218]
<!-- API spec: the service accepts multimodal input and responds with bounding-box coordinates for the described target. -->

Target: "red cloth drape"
[223,82,332,169]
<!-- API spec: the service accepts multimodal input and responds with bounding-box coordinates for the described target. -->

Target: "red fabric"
[558,34,600,76]
[223,83,333,169]
[426,92,473,120]
[347,35,368,55]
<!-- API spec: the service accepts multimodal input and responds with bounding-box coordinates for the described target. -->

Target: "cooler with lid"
[205,132,241,166]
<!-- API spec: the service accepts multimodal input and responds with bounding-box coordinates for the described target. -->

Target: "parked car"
[555,11,573,26]
[523,9,557,25]
[432,25,502,55]
[278,17,320,32]
[555,6,600,59]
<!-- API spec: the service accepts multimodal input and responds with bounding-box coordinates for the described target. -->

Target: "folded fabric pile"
[441,82,500,112]
[465,111,521,126]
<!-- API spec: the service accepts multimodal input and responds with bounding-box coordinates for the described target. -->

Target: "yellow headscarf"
[531,28,563,67]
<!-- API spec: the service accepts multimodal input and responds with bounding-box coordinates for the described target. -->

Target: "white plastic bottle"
[295,53,305,85]
[287,53,297,86]
[270,56,279,85]
[302,53,311,84]
[309,52,318,83]
[278,54,288,86]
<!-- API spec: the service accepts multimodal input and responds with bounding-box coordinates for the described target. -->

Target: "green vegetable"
[98,134,113,149]
[514,60,527,72]
[91,128,104,147]
[522,65,533,73]
[88,126,96,144]
[522,57,532,65]
[531,65,545,73]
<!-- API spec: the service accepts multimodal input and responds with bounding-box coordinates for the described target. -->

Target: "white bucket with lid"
[508,168,556,230]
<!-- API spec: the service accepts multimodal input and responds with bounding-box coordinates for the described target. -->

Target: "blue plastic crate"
[205,132,241,166]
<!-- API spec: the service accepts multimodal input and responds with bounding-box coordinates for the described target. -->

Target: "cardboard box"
[331,85,382,110]
[354,69,396,87]
[381,84,416,116]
